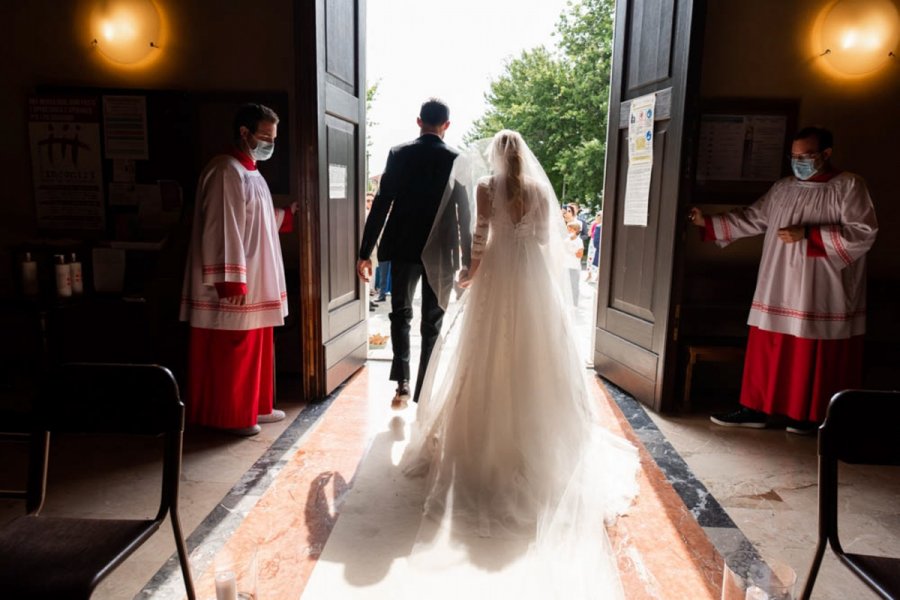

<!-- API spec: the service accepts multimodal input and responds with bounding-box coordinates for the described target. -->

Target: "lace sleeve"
[534,182,550,245]
[472,181,492,260]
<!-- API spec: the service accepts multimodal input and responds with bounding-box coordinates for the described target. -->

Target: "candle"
[744,585,770,600]
[215,569,238,600]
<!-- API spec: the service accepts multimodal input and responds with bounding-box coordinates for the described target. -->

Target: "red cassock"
[738,326,863,422]
[187,327,275,428]
[180,148,293,429]
[702,168,877,423]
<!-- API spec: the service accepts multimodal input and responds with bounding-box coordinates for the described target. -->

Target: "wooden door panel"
[609,123,670,324]
[296,0,367,400]
[328,302,364,338]
[325,85,360,120]
[607,310,653,349]
[594,330,657,401]
[325,0,357,92]
[324,116,357,312]
[626,0,676,90]
[593,0,705,411]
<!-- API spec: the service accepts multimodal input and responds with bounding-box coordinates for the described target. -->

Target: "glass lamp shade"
[89,0,162,65]
[820,0,900,76]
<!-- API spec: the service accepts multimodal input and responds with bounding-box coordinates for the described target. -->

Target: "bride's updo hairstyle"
[491,130,525,217]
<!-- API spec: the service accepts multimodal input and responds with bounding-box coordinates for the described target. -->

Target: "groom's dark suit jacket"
[360,134,471,269]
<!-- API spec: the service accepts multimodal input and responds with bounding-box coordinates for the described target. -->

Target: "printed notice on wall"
[103,95,149,160]
[623,93,656,226]
[696,114,786,182]
[328,164,348,199]
[28,96,105,230]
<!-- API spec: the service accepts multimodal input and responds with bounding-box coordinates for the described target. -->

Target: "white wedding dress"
[401,131,640,599]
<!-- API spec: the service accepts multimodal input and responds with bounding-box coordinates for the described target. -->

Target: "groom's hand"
[356,259,373,282]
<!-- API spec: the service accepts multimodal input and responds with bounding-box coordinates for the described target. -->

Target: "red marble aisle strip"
[186,369,373,599]
[590,377,723,599]
[186,369,724,599]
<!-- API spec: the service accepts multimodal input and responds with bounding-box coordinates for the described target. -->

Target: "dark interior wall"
[694,0,900,278]
[0,0,299,286]
[682,0,900,395]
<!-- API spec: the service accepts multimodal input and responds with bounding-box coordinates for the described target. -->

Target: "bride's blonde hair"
[491,130,524,218]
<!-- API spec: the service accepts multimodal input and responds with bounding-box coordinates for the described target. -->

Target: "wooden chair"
[801,389,900,600]
[0,363,195,599]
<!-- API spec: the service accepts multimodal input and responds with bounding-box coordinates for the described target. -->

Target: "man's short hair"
[793,126,833,152]
[233,103,280,140]
[419,98,450,126]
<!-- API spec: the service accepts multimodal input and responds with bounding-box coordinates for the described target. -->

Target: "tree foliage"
[365,81,380,190]
[466,0,615,211]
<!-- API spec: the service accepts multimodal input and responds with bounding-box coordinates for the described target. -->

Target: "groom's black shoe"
[391,380,411,410]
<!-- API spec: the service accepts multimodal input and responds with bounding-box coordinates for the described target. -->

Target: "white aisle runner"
[299,407,545,600]
[303,281,604,599]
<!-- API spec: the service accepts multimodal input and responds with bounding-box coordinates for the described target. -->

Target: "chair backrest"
[820,389,900,466]
[28,363,185,517]
[38,363,184,436]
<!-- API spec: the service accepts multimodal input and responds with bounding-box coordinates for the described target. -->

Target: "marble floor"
[0,279,897,599]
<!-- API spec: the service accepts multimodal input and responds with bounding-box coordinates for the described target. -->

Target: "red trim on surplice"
[806,226,827,257]
[804,168,841,258]
[215,282,248,298]
[738,326,863,423]
[187,327,274,429]
[279,205,294,233]
[229,146,257,170]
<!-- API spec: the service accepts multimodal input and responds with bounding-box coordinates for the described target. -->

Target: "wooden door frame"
[295,0,327,401]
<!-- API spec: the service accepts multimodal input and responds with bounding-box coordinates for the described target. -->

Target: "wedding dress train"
[402,131,639,599]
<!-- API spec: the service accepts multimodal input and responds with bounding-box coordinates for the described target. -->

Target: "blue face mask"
[791,157,819,180]
[249,137,275,162]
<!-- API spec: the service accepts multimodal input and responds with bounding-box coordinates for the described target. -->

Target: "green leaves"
[466,0,614,211]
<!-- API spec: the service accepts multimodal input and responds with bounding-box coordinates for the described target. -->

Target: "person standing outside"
[180,104,296,436]
[587,211,603,282]
[565,220,584,306]
[357,98,471,407]
[691,127,878,433]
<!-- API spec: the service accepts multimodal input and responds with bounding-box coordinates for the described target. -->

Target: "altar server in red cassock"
[180,104,296,436]
[690,127,878,434]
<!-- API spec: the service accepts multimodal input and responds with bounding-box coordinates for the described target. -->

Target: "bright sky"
[366,0,571,176]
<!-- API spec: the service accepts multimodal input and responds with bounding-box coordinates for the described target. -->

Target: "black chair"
[0,363,195,599]
[0,405,37,505]
[801,389,900,600]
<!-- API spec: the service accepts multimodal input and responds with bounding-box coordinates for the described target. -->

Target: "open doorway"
[363,0,613,366]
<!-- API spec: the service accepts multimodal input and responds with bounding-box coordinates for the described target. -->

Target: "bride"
[401,130,640,598]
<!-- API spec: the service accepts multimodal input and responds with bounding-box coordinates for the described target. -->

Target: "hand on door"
[357,259,372,282]
[688,207,706,226]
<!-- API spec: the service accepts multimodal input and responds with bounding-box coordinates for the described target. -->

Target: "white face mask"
[791,156,820,180]
[249,135,275,161]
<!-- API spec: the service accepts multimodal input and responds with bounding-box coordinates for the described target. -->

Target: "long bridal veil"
[406,131,639,599]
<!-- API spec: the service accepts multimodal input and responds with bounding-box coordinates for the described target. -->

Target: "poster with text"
[623,93,656,226]
[28,96,105,230]
[102,95,149,160]
[696,114,787,182]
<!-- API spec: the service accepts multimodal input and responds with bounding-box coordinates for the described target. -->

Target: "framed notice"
[693,98,798,204]
[28,95,106,231]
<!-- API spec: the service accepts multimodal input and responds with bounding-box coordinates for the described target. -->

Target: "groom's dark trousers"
[359,133,467,402]
[389,260,444,401]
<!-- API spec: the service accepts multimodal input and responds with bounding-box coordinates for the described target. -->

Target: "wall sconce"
[89,0,162,65]
[818,0,899,76]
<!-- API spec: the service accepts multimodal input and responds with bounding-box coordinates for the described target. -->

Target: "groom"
[357,98,471,407]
